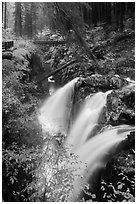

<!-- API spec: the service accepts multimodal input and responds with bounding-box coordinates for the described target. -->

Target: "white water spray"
[38,77,79,135]
[66,91,111,151]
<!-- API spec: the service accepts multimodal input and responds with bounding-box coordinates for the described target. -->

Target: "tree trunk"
[89,2,93,26]
[92,3,97,27]
[119,3,125,32]
[2,2,4,25]
[101,3,105,23]
[30,3,34,37]
[15,2,22,36]
[18,3,22,36]
[116,3,120,29]
[4,2,7,29]
[107,2,112,25]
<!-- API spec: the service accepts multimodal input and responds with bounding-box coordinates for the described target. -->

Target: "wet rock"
[77,73,129,91]
[106,84,135,125]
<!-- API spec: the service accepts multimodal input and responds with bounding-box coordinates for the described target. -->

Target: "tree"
[23,2,38,38]
[31,3,37,35]
[106,2,112,25]
[35,3,46,33]
[4,2,7,29]
[44,2,98,65]
[119,3,125,32]
[2,2,4,26]
[23,3,32,37]
[14,2,22,36]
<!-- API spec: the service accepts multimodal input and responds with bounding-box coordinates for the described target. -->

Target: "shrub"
[3,144,42,201]
[2,41,44,201]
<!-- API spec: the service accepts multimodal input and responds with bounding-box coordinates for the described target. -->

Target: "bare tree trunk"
[15,2,22,36]
[30,3,33,37]
[119,3,125,32]
[2,2,4,25]
[116,3,120,29]
[107,2,112,25]
[4,2,7,29]
[18,3,22,36]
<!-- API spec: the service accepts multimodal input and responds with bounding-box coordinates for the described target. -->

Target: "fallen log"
[38,59,77,83]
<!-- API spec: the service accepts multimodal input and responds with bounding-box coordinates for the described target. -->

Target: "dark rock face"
[106,84,135,126]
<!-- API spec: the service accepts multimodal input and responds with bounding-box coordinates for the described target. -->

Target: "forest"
[2,2,135,202]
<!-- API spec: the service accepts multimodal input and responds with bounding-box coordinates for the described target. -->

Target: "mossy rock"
[106,84,135,125]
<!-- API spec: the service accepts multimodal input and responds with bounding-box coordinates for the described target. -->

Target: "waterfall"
[38,78,134,202]
[68,125,134,201]
[66,91,111,151]
[38,77,79,135]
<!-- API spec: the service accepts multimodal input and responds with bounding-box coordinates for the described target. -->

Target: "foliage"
[2,27,15,40]
[96,132,135,202]
[3,144,42,201]
[2,41,45,201]
[48,28,135,87]
[3,42,45,145]
[44,3,84,36]
[35,26,64,41]
[29,132,76,202]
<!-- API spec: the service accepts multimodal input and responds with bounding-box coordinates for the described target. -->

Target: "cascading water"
[38,77,79,135]
[66,91,112,151]
[38,78,134,202]
[68,125,134,201]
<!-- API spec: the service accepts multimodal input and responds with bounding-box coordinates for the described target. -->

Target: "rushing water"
[66,91,111,151]
[38,78,134,201]
[38,77,79,135]
[68,124,134,201]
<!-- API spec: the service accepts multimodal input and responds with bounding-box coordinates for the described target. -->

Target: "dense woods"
[2,2,135,38]
[2,2,135,202]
